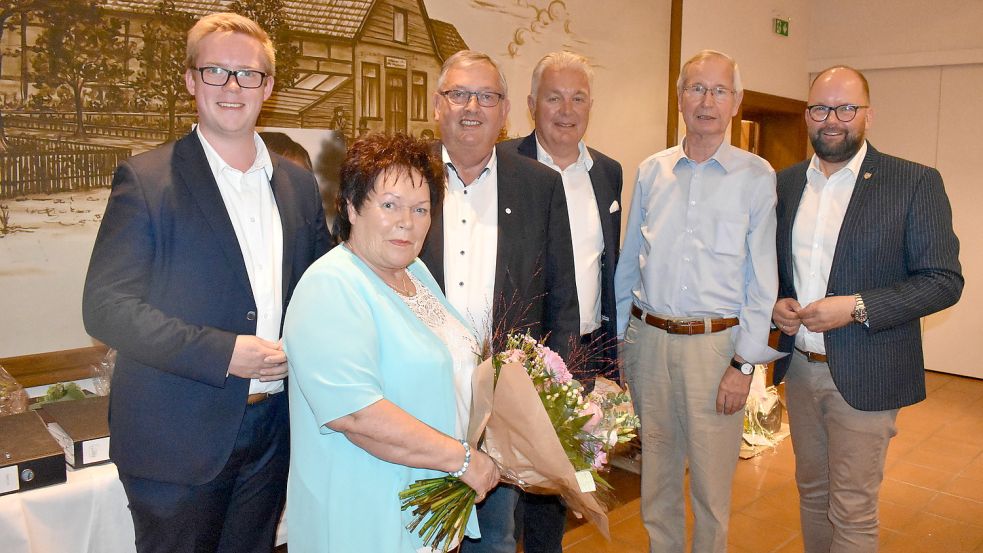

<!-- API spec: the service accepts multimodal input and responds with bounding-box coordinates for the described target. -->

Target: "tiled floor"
[561,371,983,553]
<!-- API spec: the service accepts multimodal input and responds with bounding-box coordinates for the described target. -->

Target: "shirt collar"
[674,138,732,172]
[196,126,274,180]
[807,140,868,181]
[534,135,594,171]
[441,145,497,189]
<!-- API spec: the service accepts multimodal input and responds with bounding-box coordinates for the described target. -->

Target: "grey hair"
[436,50,508,96]
[530,51,593,98]
[676,49,743,95]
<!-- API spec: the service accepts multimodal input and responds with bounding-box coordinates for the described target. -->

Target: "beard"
[810,126,865,164]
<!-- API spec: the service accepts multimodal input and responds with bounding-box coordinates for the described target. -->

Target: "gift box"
[0,411,67,496]
[37,396,110,468]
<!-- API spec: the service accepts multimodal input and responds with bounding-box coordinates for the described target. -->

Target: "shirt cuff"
[734,327,786,365]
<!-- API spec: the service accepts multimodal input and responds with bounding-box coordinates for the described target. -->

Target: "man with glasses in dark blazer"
[420,49,579,553]
[82,13,329,553]
[772,65,962,552]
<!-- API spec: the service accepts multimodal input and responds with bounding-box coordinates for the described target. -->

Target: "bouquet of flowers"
[400,333,639,551]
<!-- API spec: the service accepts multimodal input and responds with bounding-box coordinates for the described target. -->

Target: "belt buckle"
[666,320,696,335]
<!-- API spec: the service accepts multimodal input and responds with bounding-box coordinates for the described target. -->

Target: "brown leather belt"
[795,347,828,363]
[630,305,739,335]
[247,392,272,405]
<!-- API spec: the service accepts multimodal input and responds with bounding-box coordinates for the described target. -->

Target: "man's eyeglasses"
[439,89,505,107]
[196,66,268,89]
[807,104,868,122]
[680,84,736,102]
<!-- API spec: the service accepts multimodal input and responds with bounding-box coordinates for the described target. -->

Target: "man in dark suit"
[499,50,623,553]
[772,66,962,552]
[82,13,329,553]
[419,50,579,553]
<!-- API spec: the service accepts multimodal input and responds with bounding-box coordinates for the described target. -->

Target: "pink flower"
[580,401,603,433]
[501,349,526,365]
[592,449,608,469]
[539,346,572,384]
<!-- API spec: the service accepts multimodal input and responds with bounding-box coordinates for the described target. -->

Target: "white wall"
[808,1,983,378]
[681,0,810,100]
[808,0,983,72]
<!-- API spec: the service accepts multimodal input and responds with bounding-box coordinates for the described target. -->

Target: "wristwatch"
[730,358,754,376]
[852,293,869,325]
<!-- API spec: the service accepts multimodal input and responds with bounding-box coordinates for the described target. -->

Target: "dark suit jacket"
[772,144,962,411]
[82,132,330,485]
[419,144,580,358]
[500,132,623,372]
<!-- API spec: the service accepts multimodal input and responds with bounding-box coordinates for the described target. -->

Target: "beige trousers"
[785,350,898,553]
[623,313,743,553]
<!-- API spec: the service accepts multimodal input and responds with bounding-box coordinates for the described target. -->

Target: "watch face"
[740,363,754,375]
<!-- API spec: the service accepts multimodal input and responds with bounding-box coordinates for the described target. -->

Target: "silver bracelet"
[449,439,471,478]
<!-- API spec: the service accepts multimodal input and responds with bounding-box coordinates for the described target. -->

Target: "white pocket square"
[609,200,620,213]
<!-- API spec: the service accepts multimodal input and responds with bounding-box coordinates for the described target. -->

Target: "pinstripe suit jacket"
[772,144,963,411]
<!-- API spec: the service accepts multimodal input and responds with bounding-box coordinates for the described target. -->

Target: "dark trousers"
[119,392,289,553]
[518,492,567,553]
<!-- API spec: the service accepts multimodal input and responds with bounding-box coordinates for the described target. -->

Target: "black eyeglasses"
[807,104,868,122]
[681,84,736,103]
[195,66,268,89]
[439,89,505,107]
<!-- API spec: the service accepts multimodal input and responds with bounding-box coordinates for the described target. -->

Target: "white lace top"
[397,271,479,440]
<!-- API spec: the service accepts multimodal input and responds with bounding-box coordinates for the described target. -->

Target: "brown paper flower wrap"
[400,334,637,550]
[467,355,610,538]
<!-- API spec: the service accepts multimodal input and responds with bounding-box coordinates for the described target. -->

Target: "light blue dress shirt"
[283,246,479,552]
[614,141,782,364]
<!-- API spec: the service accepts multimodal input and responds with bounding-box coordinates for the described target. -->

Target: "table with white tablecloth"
[0,463,288,553]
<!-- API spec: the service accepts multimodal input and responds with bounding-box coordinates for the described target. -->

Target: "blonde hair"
[185,12,275,76]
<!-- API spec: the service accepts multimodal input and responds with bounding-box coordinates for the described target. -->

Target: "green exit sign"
[774,18,789,37]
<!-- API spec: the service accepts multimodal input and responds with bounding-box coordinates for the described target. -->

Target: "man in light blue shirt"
[614,49,782,553]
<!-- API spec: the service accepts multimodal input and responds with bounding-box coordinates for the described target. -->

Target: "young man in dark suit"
[82,13,330,553]
[498,51,623,553]
[772,66,962,552]
[419,50,579,553]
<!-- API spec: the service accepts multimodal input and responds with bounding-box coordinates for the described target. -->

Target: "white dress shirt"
[198,128,284,395]
[614,140,782,364]
[535,137,603,336]
[441,146,498,347]
[792,141,869,354]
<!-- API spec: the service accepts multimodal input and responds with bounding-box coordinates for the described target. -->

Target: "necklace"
[384,270,413,296]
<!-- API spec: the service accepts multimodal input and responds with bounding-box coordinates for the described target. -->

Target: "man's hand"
[228,336,288,381]
[772,298,803,335]
[716,361,752,415]
[797,295,856,333]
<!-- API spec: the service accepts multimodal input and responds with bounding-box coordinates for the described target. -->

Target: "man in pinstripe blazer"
[772,66,962,552]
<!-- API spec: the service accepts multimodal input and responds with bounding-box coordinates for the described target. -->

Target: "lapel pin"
[505,208,512,214]
[863,172,872,180]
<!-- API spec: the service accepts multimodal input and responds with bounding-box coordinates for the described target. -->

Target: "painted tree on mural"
[139,0,195,141]
[0,0,70,151]
[31,1,129,137]
[229,0,300,90]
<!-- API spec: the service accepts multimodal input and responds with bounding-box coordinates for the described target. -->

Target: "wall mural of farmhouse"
[0,0,474,357]
[0,0,670,357]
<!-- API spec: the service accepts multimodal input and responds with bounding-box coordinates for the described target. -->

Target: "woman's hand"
[459,450,499,502]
